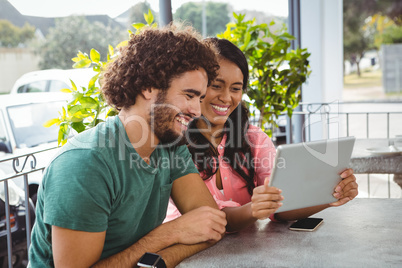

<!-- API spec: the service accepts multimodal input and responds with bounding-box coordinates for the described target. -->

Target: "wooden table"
[178,198,402,267]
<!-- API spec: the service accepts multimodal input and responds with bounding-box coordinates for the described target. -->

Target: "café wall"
[0,48,39,93]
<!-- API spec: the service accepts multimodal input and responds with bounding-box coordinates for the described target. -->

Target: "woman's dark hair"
[188,38,256,195]
[207,38,249,91]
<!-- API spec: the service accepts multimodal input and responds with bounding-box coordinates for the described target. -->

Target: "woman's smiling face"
[200,58,244,127]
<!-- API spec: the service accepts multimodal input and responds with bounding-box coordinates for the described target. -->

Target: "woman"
[165,38,358,232]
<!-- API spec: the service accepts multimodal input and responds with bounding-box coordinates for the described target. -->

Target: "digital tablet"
[268,137,356,213]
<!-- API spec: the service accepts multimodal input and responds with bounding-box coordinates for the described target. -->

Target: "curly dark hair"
[102,25,220,109]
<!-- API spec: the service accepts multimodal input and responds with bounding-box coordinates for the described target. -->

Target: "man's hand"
[330,168,359,207]
[251,177,283,220]
[167,206,226,245]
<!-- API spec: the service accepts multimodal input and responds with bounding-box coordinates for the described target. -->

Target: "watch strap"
[137,252,167,268]
[156,256,167,268]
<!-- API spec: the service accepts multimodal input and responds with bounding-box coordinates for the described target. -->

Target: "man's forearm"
[92,221,179,267]
[157,240,219,267]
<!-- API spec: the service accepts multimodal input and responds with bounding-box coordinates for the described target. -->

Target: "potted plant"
[218,13,311,136]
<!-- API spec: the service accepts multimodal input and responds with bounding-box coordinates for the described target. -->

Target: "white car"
[0,92,69,204]
[10,68,96,94]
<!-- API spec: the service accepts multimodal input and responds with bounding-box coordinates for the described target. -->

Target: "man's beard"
[149,91,188,147]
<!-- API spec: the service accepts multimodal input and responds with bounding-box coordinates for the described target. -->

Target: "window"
[49,80,69,92]
[25,80,48,93]
[7,101,63,148]
[0,110,7,142]
[0,110,10,154]
[17,85,25,93]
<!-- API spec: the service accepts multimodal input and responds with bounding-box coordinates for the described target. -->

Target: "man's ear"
[142,88,157,100]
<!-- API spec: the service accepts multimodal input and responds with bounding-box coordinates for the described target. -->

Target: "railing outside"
[290,101,402,142]
[284,101,402,199]
[0,147,57,268]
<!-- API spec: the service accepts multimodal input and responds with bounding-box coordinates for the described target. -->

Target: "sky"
[8,0,288,18]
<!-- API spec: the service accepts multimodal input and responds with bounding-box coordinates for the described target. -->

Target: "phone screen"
[289,217,323,231]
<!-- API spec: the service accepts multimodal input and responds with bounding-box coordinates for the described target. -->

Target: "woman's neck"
[196,119,225,148]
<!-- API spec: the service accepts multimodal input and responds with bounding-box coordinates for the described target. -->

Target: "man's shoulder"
[51,117,123,166]
[66,117,121,148]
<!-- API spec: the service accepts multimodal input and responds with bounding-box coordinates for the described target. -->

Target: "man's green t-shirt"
[29,116,198,267]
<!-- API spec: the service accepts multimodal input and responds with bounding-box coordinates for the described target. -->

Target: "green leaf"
[60,88,72,93]
[106,108,118,117]
[69,79,77,91]
[227,22,236,28]
[79,96,98,109]
[108,45,114,56]
[233,12,238,20]
[68,105,84,116]
[243,32,251,49]
[281,32,295,40]
[116,40,128,49]
[145,9,154,25]
[70,114,88,122]
[90,49,100,63]
[94,119,105,125]
[73,58,92,68]
[71,122,86,133]
[62,106,67,120]
[43,118,60,128]
[132,23,145,30]
[58,123,69,146]
[77,51,87,60]
[88,73,100,89]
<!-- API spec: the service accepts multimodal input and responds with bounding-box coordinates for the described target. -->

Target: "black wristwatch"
[137,252,167,268]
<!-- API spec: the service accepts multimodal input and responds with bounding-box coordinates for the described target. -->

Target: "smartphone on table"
[289,217,323,231]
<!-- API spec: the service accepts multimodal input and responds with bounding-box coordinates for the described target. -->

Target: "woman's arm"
[221,128,281,232]
[223,177,283,232]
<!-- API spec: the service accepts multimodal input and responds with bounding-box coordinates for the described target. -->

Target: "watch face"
[138,253,160,267]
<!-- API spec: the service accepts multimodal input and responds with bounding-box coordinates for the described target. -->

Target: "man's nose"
[188,99,202,118]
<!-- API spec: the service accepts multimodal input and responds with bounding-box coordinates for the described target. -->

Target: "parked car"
[0,92,68,266]
[10,68,96,94]
[0,92,69,204]
[0,179,35,268]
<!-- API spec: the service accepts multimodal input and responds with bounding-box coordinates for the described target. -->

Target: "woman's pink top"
[164,125,277,222]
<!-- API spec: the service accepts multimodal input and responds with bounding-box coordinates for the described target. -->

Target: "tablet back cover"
[269,137,355,213]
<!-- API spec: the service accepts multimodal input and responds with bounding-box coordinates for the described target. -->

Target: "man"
[29,26,226,267]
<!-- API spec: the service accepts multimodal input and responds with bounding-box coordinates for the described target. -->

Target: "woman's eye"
[211,85,220,89]
[232,88,242,91]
